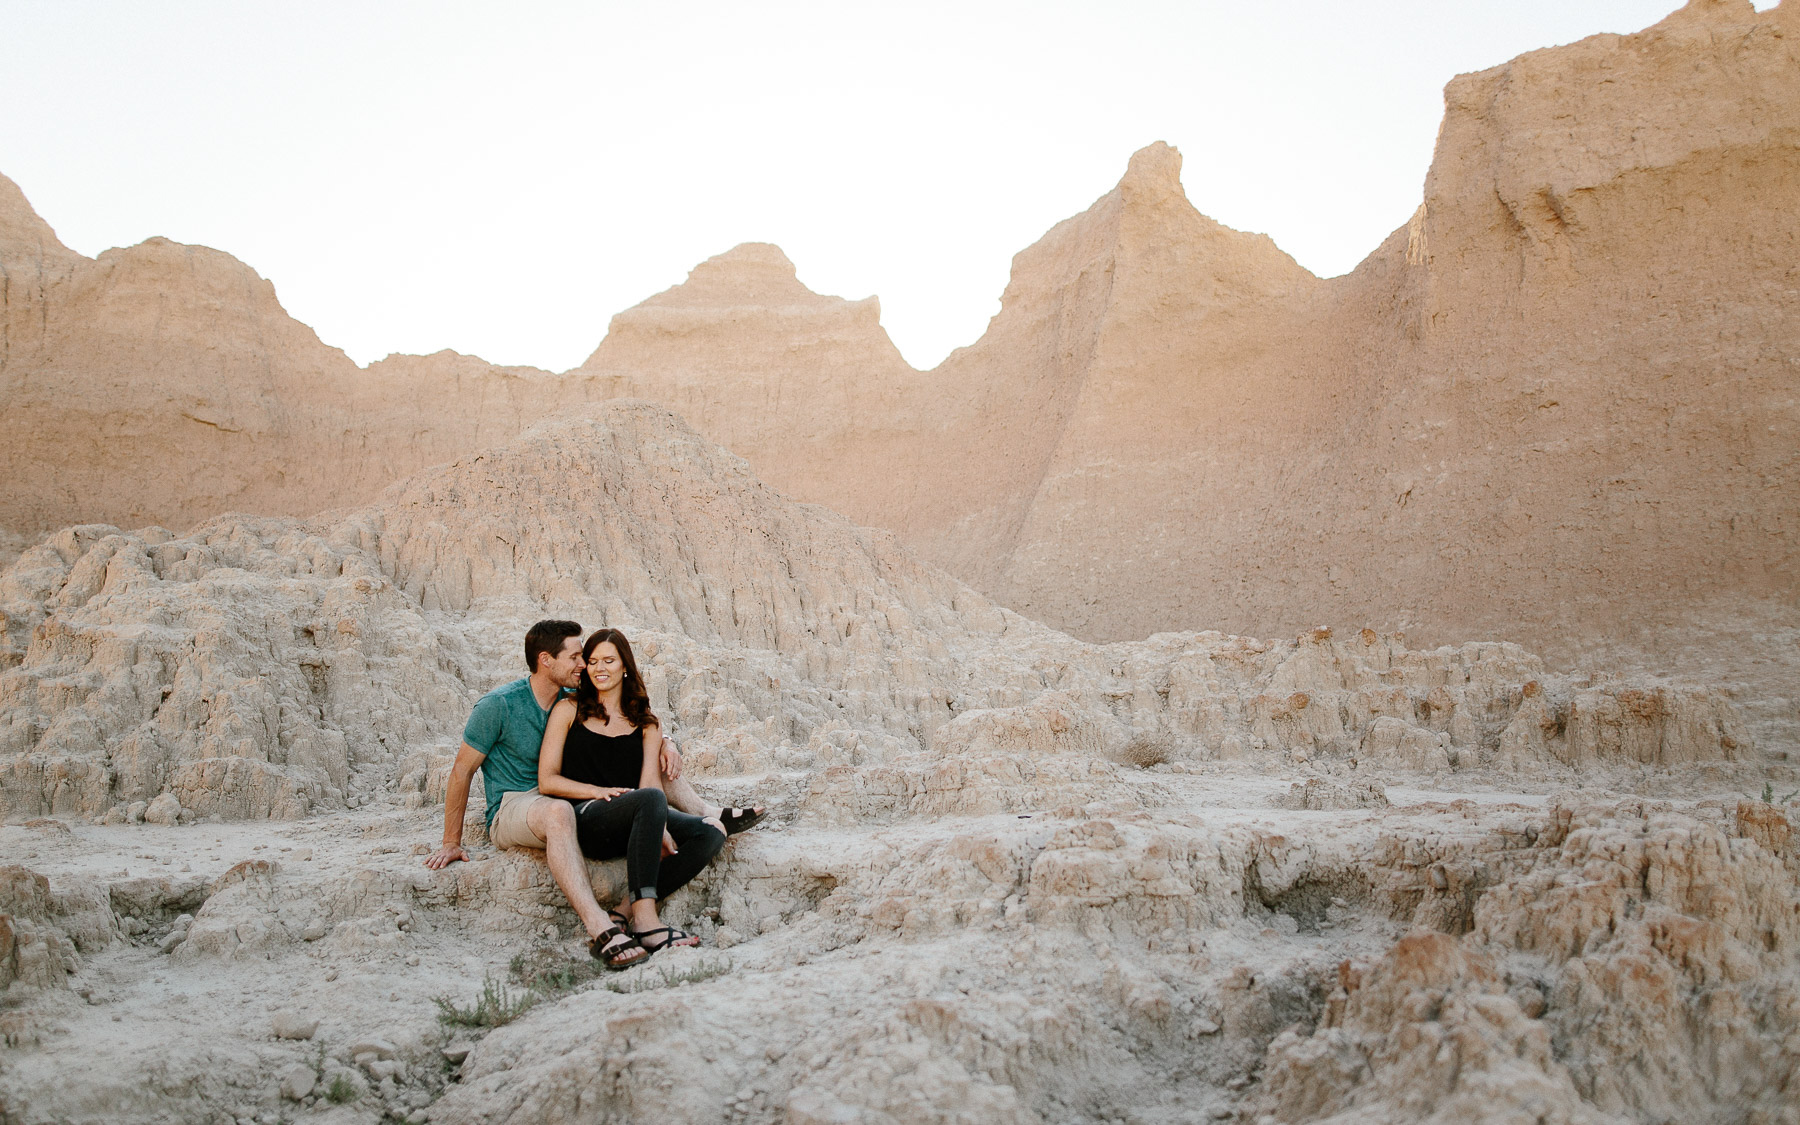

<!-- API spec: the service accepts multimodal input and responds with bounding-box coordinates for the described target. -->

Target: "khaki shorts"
[489,789,554,850]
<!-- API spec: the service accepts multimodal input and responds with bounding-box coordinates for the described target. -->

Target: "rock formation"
[0,172,585,536]
[0,400,1791,1122]
[3,10,1798,1117]
[3,2,1796,698]
[0,404,1753,826]
[569,241,929,537]
[802,0,1799,683]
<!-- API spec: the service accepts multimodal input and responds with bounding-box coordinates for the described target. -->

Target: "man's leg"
[655,810,725,900]
[526,797,612,942]
[664,773,717,819]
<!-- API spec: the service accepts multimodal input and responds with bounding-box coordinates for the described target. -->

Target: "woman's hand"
[661,829,679,858]
[592,787,631,801]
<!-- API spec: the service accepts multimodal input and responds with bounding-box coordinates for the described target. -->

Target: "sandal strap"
[590,926,645,967]
[720,806,766,834]
[632,926,693,951]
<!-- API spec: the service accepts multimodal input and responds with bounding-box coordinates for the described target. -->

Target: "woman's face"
[585,642,624,692]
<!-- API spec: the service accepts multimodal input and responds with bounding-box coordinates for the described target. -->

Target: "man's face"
[540,636,584,689]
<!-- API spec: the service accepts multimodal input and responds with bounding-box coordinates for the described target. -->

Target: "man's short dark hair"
[524,620,582,672]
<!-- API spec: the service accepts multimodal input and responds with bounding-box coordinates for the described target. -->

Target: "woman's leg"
[655,810,726,900]
[620,809,720,951]
[574,788,669,905]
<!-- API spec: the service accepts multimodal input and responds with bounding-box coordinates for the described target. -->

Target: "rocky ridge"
[0,402,1792,1124]
[4,1,1796,699]
[0,405,1753,828]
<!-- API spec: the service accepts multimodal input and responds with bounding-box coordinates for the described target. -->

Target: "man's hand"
[661,829,679,858]
[424,844,469,870]
[659,736,683,781]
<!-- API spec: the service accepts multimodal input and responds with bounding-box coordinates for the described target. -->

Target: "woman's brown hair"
[575,628,659,731]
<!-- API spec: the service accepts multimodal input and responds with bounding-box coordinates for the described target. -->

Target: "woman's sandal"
[718,806,766,835]
[588,924,647,970]
[631,926,701,955]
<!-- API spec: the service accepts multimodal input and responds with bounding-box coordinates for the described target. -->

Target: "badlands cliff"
[1,4,1798,1122]
[4,0,1796,692]
[1,403,1793,1125]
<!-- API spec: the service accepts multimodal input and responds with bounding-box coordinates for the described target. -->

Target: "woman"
[538,628,725,968]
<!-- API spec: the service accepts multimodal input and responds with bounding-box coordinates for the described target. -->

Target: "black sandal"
[718,806,766,835]
[632,926,700,954]
[588,925,647,970]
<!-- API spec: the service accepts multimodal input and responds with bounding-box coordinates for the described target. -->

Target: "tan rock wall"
[0,405,1754,825]
[3,0,1795,698]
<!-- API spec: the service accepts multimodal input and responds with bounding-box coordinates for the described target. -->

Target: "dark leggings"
[572,787,725,903]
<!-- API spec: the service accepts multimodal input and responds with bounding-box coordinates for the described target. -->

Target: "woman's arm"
[638,722,666,792]
[539,700,627,801]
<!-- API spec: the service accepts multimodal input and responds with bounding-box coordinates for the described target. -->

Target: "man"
[423,619,727,962]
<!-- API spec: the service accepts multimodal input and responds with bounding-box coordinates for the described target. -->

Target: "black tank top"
[561,721,645,793]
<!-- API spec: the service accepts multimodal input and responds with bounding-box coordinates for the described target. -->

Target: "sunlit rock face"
[0,399,1788,1124]
[4,4,1797,694]
[1,5,1797,1123]
[0,403,1751,826]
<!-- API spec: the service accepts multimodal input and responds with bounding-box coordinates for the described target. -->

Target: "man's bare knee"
[529,798,577,841]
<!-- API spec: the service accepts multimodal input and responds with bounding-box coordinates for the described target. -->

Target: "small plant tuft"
[1113,734,1172,769]
[433,973,537,1028]
[1745,782,1799,806]
[510,946,607,995]
[325,1072,360,1104]
[602,956,733,994]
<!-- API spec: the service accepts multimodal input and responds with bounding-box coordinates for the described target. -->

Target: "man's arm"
[655,730,710,817]
[424,743,486,869]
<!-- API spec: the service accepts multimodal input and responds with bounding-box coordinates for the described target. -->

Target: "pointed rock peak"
[711,241,796,272]
[0,171,81,270]
[645,241,835,309]
[1663,0,1756,26]
[1117,142,1186,205]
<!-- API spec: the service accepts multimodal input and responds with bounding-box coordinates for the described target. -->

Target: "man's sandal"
[588,925,647,970]
[718,806,766,835]
[632,926,701,954]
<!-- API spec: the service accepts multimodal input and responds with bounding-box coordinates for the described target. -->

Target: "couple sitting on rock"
[423,620,764,969]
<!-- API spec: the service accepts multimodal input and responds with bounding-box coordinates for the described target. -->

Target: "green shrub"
[433,974,537,1028]
[325,1072,361,1104]
[602,956,733,994]
[1746,782,1799,806]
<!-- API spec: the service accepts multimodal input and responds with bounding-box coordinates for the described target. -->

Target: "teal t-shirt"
[462,678,566,827]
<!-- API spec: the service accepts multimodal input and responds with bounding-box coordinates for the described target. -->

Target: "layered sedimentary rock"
[0,175,581,535]
[1253,796,1800,1124]
[3,2,1795,691]
[1,8,1795,1121]
[0,402,1790,1123]
[570,242,928,529]
[0,404,1752,826]
[854,0,1800,672]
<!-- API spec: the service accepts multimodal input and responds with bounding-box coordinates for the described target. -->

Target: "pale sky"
[0,1,1732,372]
